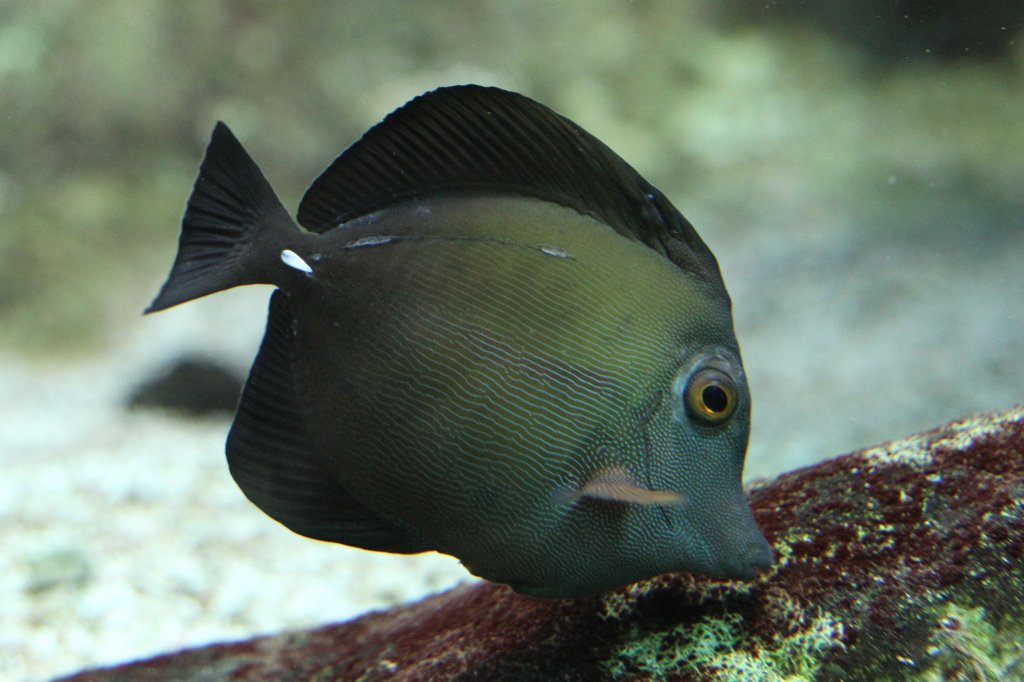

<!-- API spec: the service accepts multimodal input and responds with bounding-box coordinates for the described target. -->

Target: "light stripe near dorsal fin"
[296,85,725,288]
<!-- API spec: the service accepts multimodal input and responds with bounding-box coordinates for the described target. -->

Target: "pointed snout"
[698,494,774,581]
[716,531,774,580]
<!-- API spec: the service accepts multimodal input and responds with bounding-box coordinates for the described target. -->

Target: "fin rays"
[296,85,724,288]
[227,291,427,554]
[145,122,298,313]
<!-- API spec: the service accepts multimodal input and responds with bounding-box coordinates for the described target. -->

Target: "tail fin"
[146,122,297,313]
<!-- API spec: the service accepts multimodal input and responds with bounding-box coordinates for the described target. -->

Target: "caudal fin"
[146,122,297,313]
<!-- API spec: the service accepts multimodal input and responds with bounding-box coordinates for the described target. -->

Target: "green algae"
[604,599,844,680]
[919,604,1024,682]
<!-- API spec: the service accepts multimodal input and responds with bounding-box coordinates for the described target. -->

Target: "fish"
[146,85,773,598]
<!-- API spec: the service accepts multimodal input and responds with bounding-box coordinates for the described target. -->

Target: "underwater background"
[1,2,1021,679]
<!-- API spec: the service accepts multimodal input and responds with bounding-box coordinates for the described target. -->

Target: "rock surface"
[58,406,1024,681]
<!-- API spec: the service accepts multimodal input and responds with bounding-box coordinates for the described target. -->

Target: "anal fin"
[227,290,426,554]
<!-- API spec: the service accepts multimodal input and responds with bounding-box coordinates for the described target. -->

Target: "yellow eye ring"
[685,368,738,424]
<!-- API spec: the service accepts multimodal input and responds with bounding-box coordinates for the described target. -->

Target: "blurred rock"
[26,548,91,594]
[126,355,243,418]
[57,406,1024,680]
[715,0,1024,64]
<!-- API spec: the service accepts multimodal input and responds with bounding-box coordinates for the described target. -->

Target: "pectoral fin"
[563,466,687,506]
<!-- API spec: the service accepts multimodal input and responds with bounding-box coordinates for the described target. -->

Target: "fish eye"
[685,367,738,425]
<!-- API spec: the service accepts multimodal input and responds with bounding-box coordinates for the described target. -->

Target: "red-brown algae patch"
[57,407,1024,681]
[743,406,1024,678]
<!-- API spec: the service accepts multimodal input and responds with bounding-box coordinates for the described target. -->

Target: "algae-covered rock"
[58,407,1024,681]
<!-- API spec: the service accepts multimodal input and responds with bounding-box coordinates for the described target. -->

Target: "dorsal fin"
[227,290,427,553]
[297,85,724,287]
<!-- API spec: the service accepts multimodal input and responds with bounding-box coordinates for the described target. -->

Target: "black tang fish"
[147,85,773,598]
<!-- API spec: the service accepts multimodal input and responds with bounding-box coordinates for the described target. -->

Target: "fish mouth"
[714,534,775,580]
[677,513,773,581]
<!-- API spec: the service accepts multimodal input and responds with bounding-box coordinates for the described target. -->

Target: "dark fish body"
[148,86,772,597]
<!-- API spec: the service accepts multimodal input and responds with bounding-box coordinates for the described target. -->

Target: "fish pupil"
[702,385,729,413]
